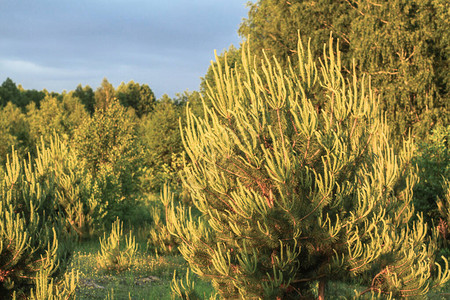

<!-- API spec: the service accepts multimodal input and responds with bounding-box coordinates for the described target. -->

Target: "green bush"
[74,98,144,229]
[413,125,450,225]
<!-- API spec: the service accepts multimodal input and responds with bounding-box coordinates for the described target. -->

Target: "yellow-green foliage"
[171,268,198,300]
[27,268,78,300]
[97,218,138,272]
[74,98,143,227]
[147,184,181,255]
[35,134,96,239]
[0,102,30,166]
[172,35,450,299]
[0,143,76,297]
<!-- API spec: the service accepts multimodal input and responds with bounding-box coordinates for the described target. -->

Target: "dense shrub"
[413,125,450,225]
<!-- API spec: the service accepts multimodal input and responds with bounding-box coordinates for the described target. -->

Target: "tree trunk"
[318,279,326,300]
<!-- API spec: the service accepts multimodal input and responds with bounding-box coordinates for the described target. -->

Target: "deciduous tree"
[239,0,449,139]
[116,80,156,117]
[74,98,142,227]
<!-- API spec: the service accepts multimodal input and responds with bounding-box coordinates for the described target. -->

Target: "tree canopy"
[239,0,449,139]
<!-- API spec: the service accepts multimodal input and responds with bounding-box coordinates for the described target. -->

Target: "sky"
[0,0,249,98]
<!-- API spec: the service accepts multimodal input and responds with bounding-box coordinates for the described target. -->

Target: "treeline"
[0,77,207,240]
[0,77,203,195]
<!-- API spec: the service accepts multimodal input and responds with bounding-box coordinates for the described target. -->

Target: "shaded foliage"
[116,80,156,118]
[413,125,450,225]
[73,84,96,114]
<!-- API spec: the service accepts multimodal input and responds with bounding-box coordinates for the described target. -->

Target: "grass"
[67,239,214,300]
[324,281,450,300]
[64,225,450,300]
[65,241,450,300]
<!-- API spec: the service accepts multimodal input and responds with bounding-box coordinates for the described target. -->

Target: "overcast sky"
[0,0,249,98]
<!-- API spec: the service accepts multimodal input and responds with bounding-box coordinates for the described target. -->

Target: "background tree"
[26,96,64,146]
[17,85,46,109]
[74,98,144,228]
[73,84,96,114]
[94,78,116,111]
[239,0,449,139]
[172,37,449,299]
[116,80,156,117]
[0,77,21,107]
[26,93,88,156]
[0,102,30,166]
[139,95,185,192]
[0,78,46,109]
[239,0,352,66]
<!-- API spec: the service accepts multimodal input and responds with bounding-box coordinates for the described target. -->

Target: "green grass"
[67,239,214,300]
[324,281,450,299]
[65,238,450,299]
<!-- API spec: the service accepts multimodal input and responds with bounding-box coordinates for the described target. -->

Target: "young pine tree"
[170,37,449,299]
[0,146,76,298]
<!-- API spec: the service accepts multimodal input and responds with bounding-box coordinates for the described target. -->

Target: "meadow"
[65,234,450,299]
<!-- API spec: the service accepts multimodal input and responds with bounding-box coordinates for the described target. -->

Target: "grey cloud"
[0,0,247,97]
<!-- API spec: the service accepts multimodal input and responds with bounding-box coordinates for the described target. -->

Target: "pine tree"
[170,36,449,299]
[97,218,138,273]
[40,135,96,239]
[0,145,75,297]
